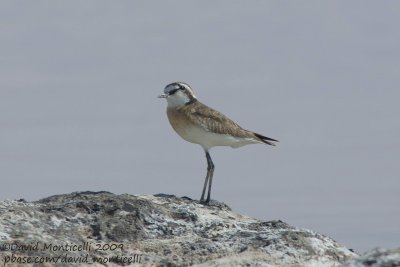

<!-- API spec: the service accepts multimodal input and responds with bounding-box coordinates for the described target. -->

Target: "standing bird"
[158,82,278,204]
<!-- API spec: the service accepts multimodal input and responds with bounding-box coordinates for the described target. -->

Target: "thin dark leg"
[205,151,214,204]
[200,167,209,202]
[200,150,210,202]
[200,150,214,203]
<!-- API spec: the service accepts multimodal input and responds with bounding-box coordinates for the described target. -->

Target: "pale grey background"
[1,1,399,253]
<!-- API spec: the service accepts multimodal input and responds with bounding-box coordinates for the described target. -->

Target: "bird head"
[158,82,197,107]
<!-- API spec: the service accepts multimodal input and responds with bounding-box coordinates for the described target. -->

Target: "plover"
[158,82,278,204]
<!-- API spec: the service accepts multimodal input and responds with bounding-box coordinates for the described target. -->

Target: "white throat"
[166,91,191,108]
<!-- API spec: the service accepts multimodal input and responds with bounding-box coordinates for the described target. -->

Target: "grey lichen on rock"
[0,191,358,266]
[340,248,400,267]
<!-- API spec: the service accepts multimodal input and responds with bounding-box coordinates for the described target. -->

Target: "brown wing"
[178,101,255,139]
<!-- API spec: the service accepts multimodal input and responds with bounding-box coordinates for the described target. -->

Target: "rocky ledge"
[341,248,400,267]
[0,191,365,266]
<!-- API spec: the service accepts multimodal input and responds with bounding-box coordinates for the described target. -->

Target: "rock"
[340,248,400,267]
[0,191,357,266]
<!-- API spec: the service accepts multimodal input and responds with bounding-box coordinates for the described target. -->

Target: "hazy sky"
[1,1,399,253]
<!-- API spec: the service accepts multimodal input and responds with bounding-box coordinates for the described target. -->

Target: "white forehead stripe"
[164,83,180,94]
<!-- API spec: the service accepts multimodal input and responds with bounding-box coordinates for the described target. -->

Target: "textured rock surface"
[0,191,357,266]
[340,248,400,267]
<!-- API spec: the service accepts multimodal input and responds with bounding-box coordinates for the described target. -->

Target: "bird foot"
[199,199,211,205]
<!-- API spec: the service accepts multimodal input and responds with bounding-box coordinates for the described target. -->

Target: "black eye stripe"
[168,86,185,95]
[168,89,178,95]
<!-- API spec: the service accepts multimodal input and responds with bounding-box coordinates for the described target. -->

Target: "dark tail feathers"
[253,133,279,146]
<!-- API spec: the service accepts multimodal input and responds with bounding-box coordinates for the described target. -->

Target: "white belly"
[179,126,258,150]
